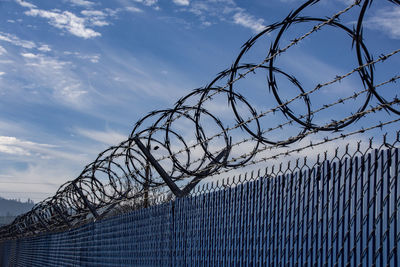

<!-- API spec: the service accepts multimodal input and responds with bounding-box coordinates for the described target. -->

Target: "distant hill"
[0,197,34,217]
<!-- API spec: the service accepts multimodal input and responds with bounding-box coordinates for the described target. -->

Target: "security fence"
[1,0,400,265]
[1,136,400,266]
[2,0,400,240]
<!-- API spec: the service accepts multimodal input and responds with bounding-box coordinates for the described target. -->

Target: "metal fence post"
[72,182,99,219]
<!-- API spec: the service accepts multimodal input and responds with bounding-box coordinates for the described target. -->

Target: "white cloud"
[185,1,266,32]
[0,72,5,76]
[233,12,265,33]
[21,52,38,58]
[25,55,68,69]
[18,52,89,103]
[63,51,100,63]
[17,0,118,38]
[95,50,190,103]
[0,122,96,163]
[134,0,158,7]
[173,0,190,6]
[0,46,6,55]
[38,44,51,52]
[81,10,111,27]
[91,20,109,27]
[15,0,36,9]
[2,162,84,201]
[0,32,36,49]
[81,10,105,17]
[60,83,87,99]
[188,2,210,16]
[23,52,67,68]
[126,6,143,13]
[0,138,94,201]
[17,0,110,34]
[0,136,56,156]
[86,54,100,63]
[75,128,127,145]
[68,0,94,7]
[365,7,400,39]
[104,8,119,17]
[0,144,30,156]
[25,9,101,39]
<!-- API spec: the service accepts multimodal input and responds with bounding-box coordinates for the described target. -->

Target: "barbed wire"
[1,0,399,239]
[155,94,400,182]
[211,107,400,178]
[165,75,399,179]
[121,16,400,174]
[149,70,399,168]
[60,82,400,207]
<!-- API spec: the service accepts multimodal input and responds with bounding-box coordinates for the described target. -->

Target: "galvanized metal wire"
[0,0,399,239]
[1,131,400,266]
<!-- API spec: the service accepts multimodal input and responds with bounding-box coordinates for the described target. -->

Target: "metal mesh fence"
[1,135,400,266]
[3,0,400,239]
[1,203,173,266]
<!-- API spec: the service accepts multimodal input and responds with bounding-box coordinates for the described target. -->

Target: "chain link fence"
[1,133,400,266]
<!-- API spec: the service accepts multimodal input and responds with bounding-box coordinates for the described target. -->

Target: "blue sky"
[0,0,399,202]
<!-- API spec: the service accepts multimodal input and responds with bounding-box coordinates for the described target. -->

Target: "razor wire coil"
[1,0,399,239]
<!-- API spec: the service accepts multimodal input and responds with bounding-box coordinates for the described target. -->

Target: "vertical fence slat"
[1,146,400,266]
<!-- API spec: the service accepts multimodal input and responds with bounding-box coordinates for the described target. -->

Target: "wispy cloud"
[38,44,51,52]
[173,0,190,6]
[81,10,112,27]
[133,0,158,7]
[81,10,105,17]
[0,136,56,157]
[0,144,93,200]
[188,2,211,16]
[0,32,36,49]
[68,0,95,7]
[22,52,67,69]
[0,120,26,136]
[15,0,36,9]
[364,7,400,39]
[1,163,80,201]
[233,12,265,33]
[183,0,265,32]
[25,9,101,39]
[75,128,127,145]
[125,6,143,13]
[17,52,89,104]
[15,0,104,39]
[63,51,100,63]
[0,45,6,55]
[21,52,38,59]
[93,49,192,103]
